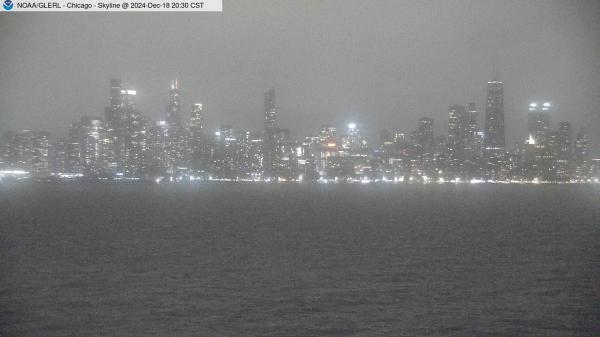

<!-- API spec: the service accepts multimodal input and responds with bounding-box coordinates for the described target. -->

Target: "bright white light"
[527,135,536,145]
[543,102,551,107]
[348,123,357,130]
[215,131,221,136]
[0,170,29,175]
[530,102,537,108]
[126,90,136,95]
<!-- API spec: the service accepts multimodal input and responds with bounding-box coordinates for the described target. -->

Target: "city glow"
[0,170,29,175]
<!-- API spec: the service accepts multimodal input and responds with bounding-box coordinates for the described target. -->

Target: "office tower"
[235,131,264,177]
[103,78,124,172]
[463,103,482,177]
[417,118,434,148]
[447,104,467,173]
[524,102,552,179]
[557,122,572,160]
[212,124,237,178]
[120,89,146,175]
[65,123,83,173]
[415,117,434,172]
[101,79,143,174]
[166,79,182,128]
[80,116,104,174]
[145,121,168,175]
[527,102,552,145]
[188,103,210,173]
[190,103,204,130]
[574,128,590,165]
[484,81,505,150]
[465,104,481,155]
[264,89,276,130]
[163,80,186,175]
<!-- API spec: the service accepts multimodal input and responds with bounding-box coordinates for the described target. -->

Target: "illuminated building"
[80,116,104,174]
[166,79,182,128]
[484,80,505,150]
[0,130,50,174]
[264,89,276,129]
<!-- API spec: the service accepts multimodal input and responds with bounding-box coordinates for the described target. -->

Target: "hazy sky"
[1,0,599,148]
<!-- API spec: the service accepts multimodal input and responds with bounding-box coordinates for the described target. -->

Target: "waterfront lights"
[0,170,29,175]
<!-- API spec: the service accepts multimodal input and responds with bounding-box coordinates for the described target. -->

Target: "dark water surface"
[1,183,599,336]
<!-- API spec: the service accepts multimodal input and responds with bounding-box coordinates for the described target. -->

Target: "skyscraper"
[264,89,276,130]
[447,104,467,174]
[417,117,434,148]
[166,79,182,128]
[527,102,552,145]
[484,81,505,150]
[80,116,104,174]
[558,122,572,160]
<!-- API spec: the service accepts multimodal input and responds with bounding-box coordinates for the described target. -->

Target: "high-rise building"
[484,81,505,150]
[264,89,276,130]
[103,78,124,172]
[80,116,104,174]
[574,128,590,165]
[188,103,211,173]
[166,79,182,128]
[190,103,204,130]
[527,102,552,145]
[557,122,572,160]
[163,80,186,174]
[417,118,434,149]
[447,104,467,173]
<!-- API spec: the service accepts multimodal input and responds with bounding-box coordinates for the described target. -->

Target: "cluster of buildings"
[0,78,597,183]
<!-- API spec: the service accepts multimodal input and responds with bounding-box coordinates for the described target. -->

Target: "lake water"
[1,183,598,336]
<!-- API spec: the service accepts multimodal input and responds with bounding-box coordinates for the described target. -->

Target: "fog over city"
[1,0,599,148]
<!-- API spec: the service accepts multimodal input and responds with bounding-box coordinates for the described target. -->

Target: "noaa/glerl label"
[1,0,222,11]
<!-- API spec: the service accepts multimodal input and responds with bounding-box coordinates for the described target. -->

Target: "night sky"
[1,0,599,149]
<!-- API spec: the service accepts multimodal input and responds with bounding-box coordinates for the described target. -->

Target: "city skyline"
[0,76,596,149]
[0,76,596,183]
[1,0,599,149]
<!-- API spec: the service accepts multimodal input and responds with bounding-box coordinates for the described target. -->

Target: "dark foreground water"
[0,183,599,336]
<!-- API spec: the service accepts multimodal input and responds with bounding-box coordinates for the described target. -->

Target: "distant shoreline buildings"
[0,78,598,184]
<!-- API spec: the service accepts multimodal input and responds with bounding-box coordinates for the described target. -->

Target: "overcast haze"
[0,0,599,148]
